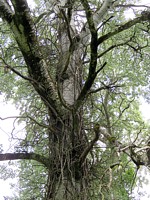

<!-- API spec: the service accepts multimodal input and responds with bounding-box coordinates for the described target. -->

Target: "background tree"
[0,0,150,199]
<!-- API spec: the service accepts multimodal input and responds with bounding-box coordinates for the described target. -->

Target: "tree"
[0,0,150,199]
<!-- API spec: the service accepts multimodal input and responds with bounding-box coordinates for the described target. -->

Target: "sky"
[0,0,150,199]
[0,97,20,199]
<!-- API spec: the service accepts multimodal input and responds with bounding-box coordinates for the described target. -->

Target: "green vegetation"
[0,0,150,199]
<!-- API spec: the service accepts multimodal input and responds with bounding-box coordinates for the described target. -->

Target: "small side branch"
[0,63,35,83]
[89,84,122,94]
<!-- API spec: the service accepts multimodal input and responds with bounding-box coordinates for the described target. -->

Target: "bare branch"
[98,41,130,58]
[135,146,150,153]
[0,57,36,82]
[115,4,150,9]
[0,152,49,168]
[0,115,49,128]
[89,85,122,94]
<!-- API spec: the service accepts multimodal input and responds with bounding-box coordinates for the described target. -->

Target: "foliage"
[0,0,150,199]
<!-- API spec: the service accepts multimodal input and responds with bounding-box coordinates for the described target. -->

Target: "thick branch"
[0,152,49,168]
[0,0,60,117]
[81,0,96,34]
[0,0,13,22]
[98,12,150,45]
[75,60,106,110]
[94,0,114,26]
[89,84,122,94]
[11,0,29,14]
[115,4,150,9]
[74,0,98,110]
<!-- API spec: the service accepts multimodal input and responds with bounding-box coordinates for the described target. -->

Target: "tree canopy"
[0,0,150,199]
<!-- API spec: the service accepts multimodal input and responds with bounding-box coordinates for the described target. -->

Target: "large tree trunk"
[45,110,87,199]
[43,3,88,199]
